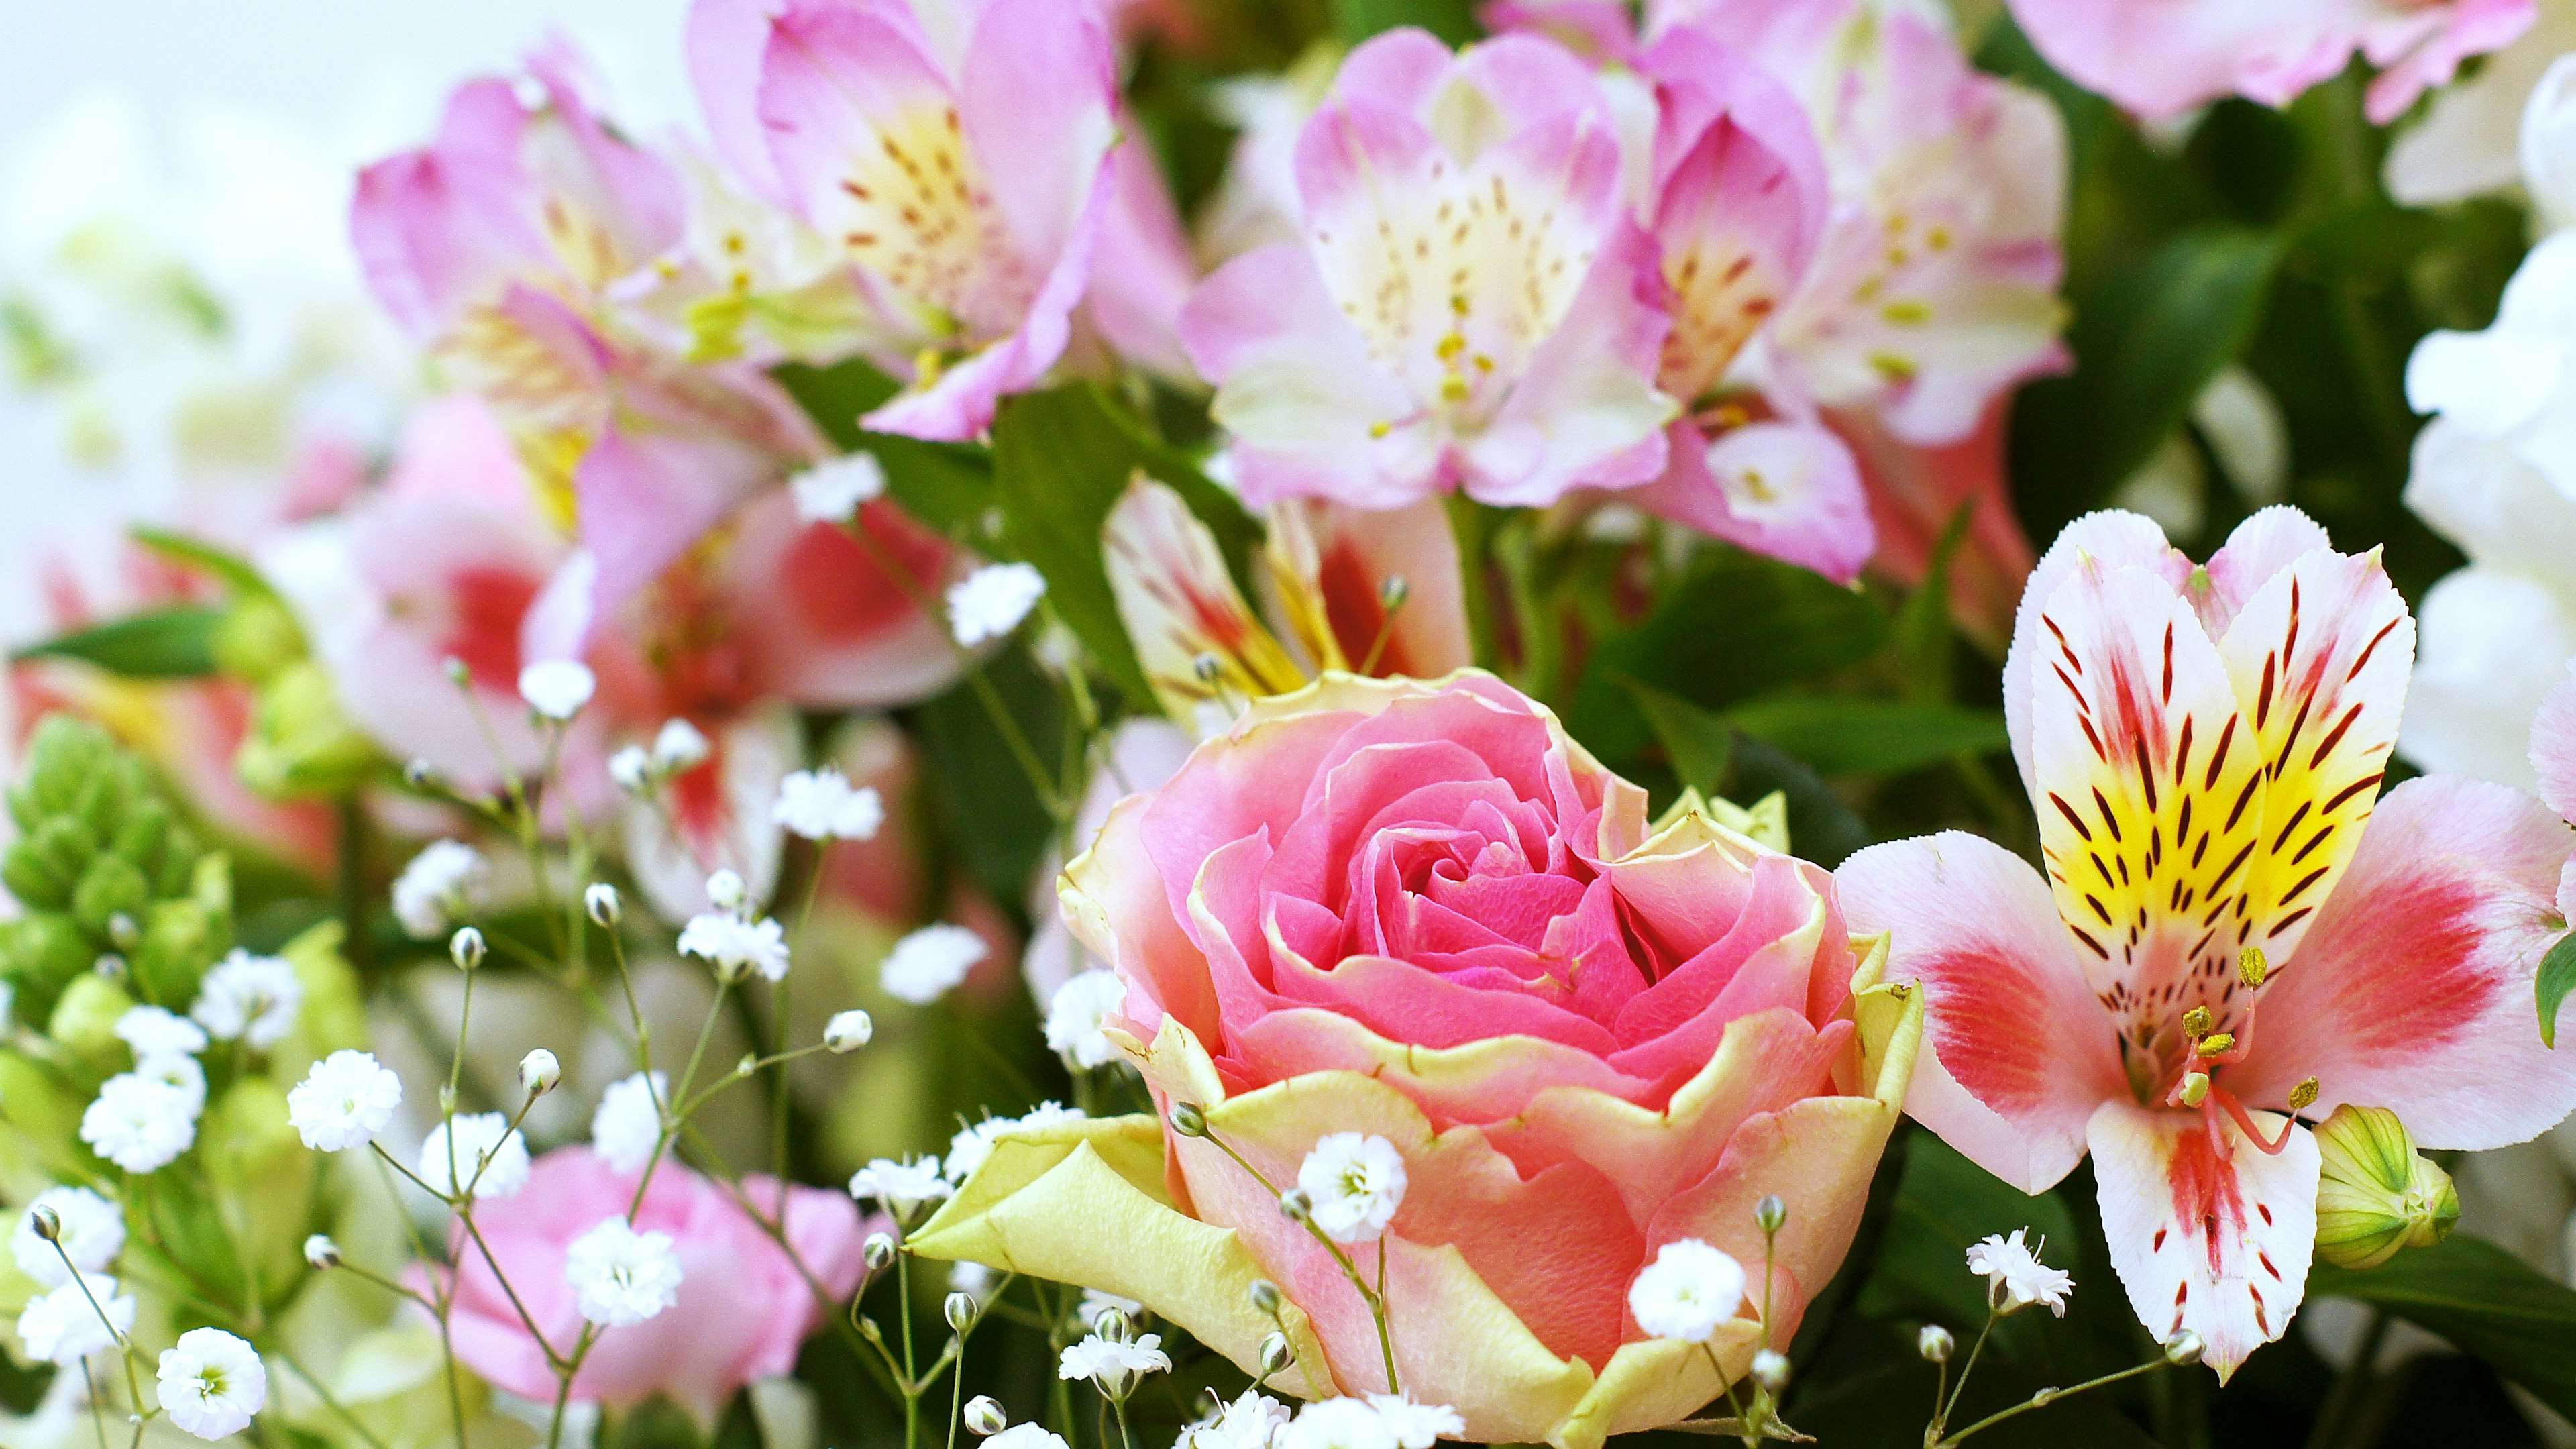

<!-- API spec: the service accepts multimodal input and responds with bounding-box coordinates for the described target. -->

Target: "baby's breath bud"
[945,1291,977,1332]
[1094,1307,1131,1344]
[706,869,747,912]
[2164,1330,2206,1366]
[734,1052,760,1079]
[1249,1279,1283,1316]
[2178,1071,2210,1108]
[1379,574,1410,612]
[2289,1076,2321,1111]
[1169,1101,1209,1138]
[2237,946,2269,989]
[449,926,486,972]
[1193,653,1225,686]
[824,1009,874,1053]
[1259,1331,1293,1375]
[1750,1348,1790,1395]
[304,1234,343,1270]
[1754,1194,1788,1236]
[1278,1188,1314,1225]
[964,1397,1008,1436]
[586,882,621,927]
[443,657,471,688]
[1917,1324,1954,1363]
[95,953,127,983]
[2180,1005,2213,1038]
[519,1049,561,1097]
[28,1204,60,1242]
[404,758,439,789]
[864,1233,898,1271]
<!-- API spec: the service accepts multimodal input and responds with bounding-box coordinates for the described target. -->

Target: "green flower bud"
[2314,1104,2460,1270]
[211,593,305,685]
[48,973,135,1059]
[72,854,150,938]
[236,661,381,799]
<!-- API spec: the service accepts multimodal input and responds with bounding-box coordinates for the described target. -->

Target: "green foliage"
[773,358,998,535]
[13,606,225,678]
[908,650,1069,914]
[2543,930,2576,1048]
[2314,1234,2576,1422]
[1331,0,1478,44]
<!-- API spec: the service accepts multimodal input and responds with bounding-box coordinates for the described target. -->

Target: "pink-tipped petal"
[2000,509,2189,800]
[350,80,547,338]
[957,0,1118,264]
[574,423,775,624]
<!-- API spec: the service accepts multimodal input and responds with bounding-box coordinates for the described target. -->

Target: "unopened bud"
[1279,1189,1314,1224]
[28,1204,60,1242]
[825,1009,874,1053]
[449,926,486,971]
[734,1052,760,1079]
[864,1232,898,1271]
[304,1234,342,1270]
[585,882,621,927]
[105,913,138,950]
[1750,1348,1790,1395]
[706,869,746,911]
[1169,1101,1208,1138]
[964,1397,1008,1437]
[2163,1330,2206,1366]
[945,1291,977,1332]
[2031,1387,2059,1407]
[2178,1071,2210,1108]
[2237,946,2268,989]
[2314,1104,2459,1269]
[2197,1032,2236,1057]
[2289,1076,2320,1112]
[1754,1193,1788,1236]
[443,657,471,688]
[2181,1006,2212,1038]
[1249,1279,1283,1317]
[1193,653,1225,686]
[404,758,439,790]
[1917,1324,1954,1364]
[1379,574,1410,612]
[94,953,127,983]
[519,1049,561,1097]
[1259,1331,1293,1375]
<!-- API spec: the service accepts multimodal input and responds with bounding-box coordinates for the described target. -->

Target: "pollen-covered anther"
[2196,1032,2235,1057]
[2178,1071,2210,1108]
[2180,1006,2213,1038]
[2288,1076,2320,1112]
[2238,946,2269,989]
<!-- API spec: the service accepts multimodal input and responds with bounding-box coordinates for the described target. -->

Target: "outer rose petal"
[2229,776,2576,1148]
[1838,831,2126,1192]
[2088,1100,2319,1381]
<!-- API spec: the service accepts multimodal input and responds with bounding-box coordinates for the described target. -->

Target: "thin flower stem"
[82,1360,110,1449]
[898,1248,922,1449]
[1936,1355,2169,1447]
[368,1148,467,1449]
[1112,1395,1138,1449]
[273,1342,395,1449]
[1195,1122,1399,1396]
[1936,1308,2000,1433]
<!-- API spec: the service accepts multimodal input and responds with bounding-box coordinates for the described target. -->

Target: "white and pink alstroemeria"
[2524,660,2576,924]
[1839,507,2576,1377]
[696,0,1122,440]
[1180,28,1678,512]
[2006,0,2536,126]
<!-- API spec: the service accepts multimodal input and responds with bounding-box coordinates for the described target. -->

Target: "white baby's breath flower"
[849,1156,953,1217]
[132,1053,208,1117]
[1079,1289,1143,1328]
[156,1327,266,1440]
[678,912,790,982]
[392,840,488,939]
[1057,1330,1170,1389]
[773,767,886,841]
[417,1112,531,1199]
[948,563,1047,647]
[115,1006,207,1059]
[190,949,303,1049]
[517,659,596,720]
[1364,1398,1462,1449]
[987,1427,1069,1449]
[585,881,623,926]
[1180,1391,1293,1449]
[1627,1238,1748,1342]
[790,453,887,523]
[1042,969,1128,1069]
[824,1009,875,1053]
[16,1273,135,1364]
[881,923,989,1004]
[591,1071,668,1174]
[1282,1398,1398,1449]
[565,1216,684,1326]
[1966,1229,2074,1316]
[11,1187,123,1288]
[609,746,652,792]
[653,718,711,772]
[287,1051,403,1152]
[81,1073,197,1173]
[943,1102,1087,1184]
[1297,1134,1407,1243]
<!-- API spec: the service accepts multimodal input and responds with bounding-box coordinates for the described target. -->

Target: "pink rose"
[912,674,1920,1448]
[431,1148,869,1421]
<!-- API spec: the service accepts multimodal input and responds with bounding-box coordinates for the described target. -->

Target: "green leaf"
[771,358,995,534]
[1892,504,1972,707]
[906,649,1067,911]
[1614,675,1735,797]
[2314,1233,2576,1421]
[129,527,271,598]
[1331,0,1479,45]
[2539,931,2576,1047]
[1729,735,1869,869]
[1725,698,2010,777]
[1856,1132,2080,1369]
[15,608,224,679]
[988,383,1259,704]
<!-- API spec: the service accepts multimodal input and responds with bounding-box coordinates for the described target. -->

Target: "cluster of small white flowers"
[417,1112,531,1199]
[80,1071,199,1173]
[190,949,303,1049]
[565,1216,685,1326]
[16,1272,136,1364]
[1966,1230,2074,1316]
[286,1050,405,1152]
[948,562,1047,647]
[1178,1391,1295,1449]
[1627,1238,1748,1343]
[1057,1330,1171,1388]
[11,1187,123,1287]
[773,767,886,841]
[392,839,489,938]
[790,452,886,523]
[849,1155,953,1217]
[1297,1134,1407,1244]
[156,1328,268,1440]
[517,659,596,720]
[678,911,792,982]
[592,1071,669,1173]
[944,1102,1085,1184]
[115,1005,207,1059]
[881,922,989,1004]
[1042,969,1127,1069]
[610,718,713,792]
[1279,1396,1462,1449]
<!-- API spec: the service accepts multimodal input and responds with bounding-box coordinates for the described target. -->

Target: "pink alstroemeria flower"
[698,0,1122,440]
[1181,28,1677,512]
[2006,0,2536,125]
[2522,659,2576,925]
[1839,507,2576,1377]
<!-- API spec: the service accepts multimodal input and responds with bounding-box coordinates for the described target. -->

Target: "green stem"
[1936,1307,1998,1433]
[1937,1355,2168,1447]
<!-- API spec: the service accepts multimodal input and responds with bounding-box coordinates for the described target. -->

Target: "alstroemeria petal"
[2001,508,2190,800]
[2532,662,2576,824]
[1105,476,1307,731]
[2088,1099,2318,1383]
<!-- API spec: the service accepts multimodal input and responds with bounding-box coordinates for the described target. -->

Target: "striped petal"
[1102,476,1307,733]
